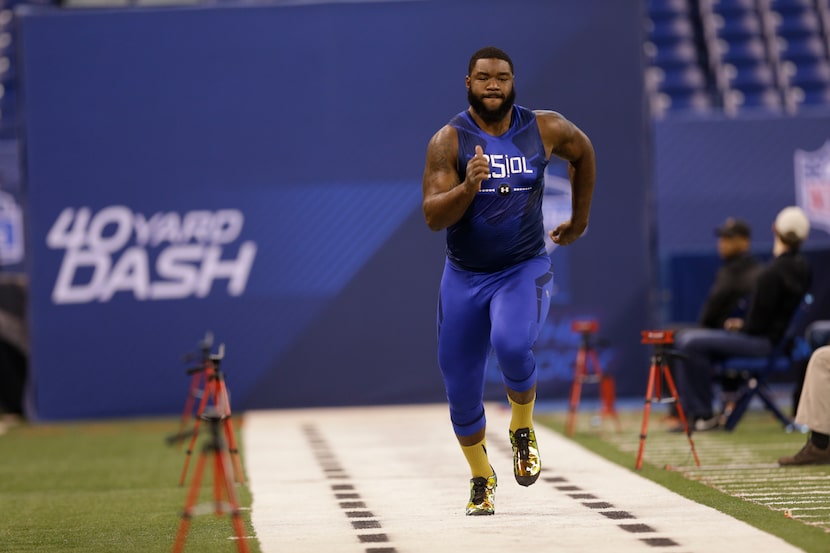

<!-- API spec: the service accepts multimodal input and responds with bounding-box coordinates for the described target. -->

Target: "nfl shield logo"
[794,140,830,235]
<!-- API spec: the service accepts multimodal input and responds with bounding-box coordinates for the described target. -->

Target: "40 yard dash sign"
[46,205,258,304]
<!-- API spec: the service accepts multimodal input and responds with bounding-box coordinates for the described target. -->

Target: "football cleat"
[465,471,497,516]
[510,427,541,486]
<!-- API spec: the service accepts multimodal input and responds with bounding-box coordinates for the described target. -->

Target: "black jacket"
[698,252,762,329]
[743,251,812,344]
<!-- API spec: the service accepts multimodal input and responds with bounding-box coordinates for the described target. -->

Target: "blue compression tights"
[437,254,553,437]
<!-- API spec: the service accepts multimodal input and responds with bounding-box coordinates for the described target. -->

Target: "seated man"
[663,217,761,424]
[698,217,761,330]
[792,319,830,412]
[671,206,813,431]
[779,345,830,466]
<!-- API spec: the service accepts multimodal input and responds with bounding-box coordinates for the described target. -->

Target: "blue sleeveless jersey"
[446,105,549,272]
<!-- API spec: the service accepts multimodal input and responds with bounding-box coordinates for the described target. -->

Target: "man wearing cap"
[671,206,813,431]
[699,218,762,330]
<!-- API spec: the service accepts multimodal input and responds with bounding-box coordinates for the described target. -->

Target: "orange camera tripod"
[177,332,215,446]
[171,408,250,553]
[177,339,245,486]
[635,330,700,470]
[565,319,621,436]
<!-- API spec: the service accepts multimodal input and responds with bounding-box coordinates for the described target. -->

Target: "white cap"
[774,206,810,244]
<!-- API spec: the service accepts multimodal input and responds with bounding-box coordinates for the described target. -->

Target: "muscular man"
[422,46,596,515]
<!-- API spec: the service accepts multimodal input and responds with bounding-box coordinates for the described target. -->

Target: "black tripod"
[171,408,249,553]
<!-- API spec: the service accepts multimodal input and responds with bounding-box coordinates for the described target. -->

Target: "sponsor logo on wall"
[0,190,23,265]
[794,140,830,235]
[47,206,257,304]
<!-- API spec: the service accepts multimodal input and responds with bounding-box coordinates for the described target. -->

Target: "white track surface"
[242,403,803,553]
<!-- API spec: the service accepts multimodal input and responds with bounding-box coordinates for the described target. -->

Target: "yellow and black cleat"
[510,427,541,486]
[465,471,497,516]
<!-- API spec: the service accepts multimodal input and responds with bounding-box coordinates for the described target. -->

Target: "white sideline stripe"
[242,403,804,553]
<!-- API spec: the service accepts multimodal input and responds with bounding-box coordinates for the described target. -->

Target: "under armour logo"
[498,184,511,196]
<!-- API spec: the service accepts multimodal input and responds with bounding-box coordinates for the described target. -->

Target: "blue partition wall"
[655,114,830,326]
[17,0,652,420]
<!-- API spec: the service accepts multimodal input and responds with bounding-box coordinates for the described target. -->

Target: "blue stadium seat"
[776,34,829,63]
[0,10,12,33]
[0,83,16,138]
[793,84,830,106]
[767,0,815,15]
[660,89,715,115]
[646,38,700,68]
[713,35,770,66]
[769,10,822,39]
[0,54,12,85]
[648,15,696,45]
[733,87,786,112]
[647,0,692,20]
[657,65,708,94]
[782,58,830,89]
[709,0,757,17]
[712,11,764,40]
[0,31,11,58]
[722,61,777,90]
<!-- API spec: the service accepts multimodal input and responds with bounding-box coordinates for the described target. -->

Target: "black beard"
[467,86,516,124]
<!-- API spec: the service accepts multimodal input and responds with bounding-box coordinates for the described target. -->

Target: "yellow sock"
[460,438,493,478]
[509,395,536,432]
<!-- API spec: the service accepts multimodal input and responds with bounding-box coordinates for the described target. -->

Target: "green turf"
[4,408,829,552]
[0,417,259,553]
[537,408,830,553]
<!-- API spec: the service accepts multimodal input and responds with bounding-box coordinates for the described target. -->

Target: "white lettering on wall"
[47,206,258,304]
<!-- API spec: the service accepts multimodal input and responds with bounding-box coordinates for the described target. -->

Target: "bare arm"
[535,110,596,246]
[422,125,490,231]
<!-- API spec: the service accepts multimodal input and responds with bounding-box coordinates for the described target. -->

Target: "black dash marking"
[304,427,396,552]
[351,520,382,530]
[544,476,568,483]
[619,523,656,533]
[641,537,679,547]
[358,534,389,543]
[568,493,597,500]
[346,511,375,518]
[555,485,582,491]
[583,502,614,509]
[600,511,635,520]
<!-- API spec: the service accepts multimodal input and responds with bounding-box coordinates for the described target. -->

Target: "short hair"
[468,46,514,76]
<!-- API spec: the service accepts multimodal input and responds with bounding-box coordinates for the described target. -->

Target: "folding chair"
[718,294,813,431]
